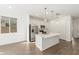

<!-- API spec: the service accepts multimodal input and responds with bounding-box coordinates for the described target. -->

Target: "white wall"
[48,15,72,41]
[0,13,29,45]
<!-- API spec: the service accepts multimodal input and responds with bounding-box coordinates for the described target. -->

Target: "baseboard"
[59,39,72,44]
[0,40,27,47]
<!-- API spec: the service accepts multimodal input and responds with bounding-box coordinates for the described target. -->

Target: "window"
[1,16,17,33]
[10,18,17,32]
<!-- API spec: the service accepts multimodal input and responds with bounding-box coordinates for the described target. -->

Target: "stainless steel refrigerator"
[29,24,38,42]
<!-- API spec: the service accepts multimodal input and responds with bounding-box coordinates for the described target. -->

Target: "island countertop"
[35,33,63,51]
[36,33,62,38]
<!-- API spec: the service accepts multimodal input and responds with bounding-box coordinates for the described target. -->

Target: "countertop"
[36,33,62,38]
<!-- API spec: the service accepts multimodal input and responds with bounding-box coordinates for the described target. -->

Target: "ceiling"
[0,4,79,19]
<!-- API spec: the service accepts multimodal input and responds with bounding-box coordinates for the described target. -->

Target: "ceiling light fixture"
[43,8,61,22]
[44,8,48,22]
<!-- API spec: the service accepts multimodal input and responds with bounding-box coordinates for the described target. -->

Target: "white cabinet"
[35,33,61,51]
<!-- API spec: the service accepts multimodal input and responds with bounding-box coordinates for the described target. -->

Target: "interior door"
[72,19,79,39]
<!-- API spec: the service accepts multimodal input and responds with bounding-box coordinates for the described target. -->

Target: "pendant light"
[44,8,48,22]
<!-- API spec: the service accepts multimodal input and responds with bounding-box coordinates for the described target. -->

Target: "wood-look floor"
[0,39,79,55]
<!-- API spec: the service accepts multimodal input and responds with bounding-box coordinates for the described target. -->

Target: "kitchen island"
[35,33,62,51]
